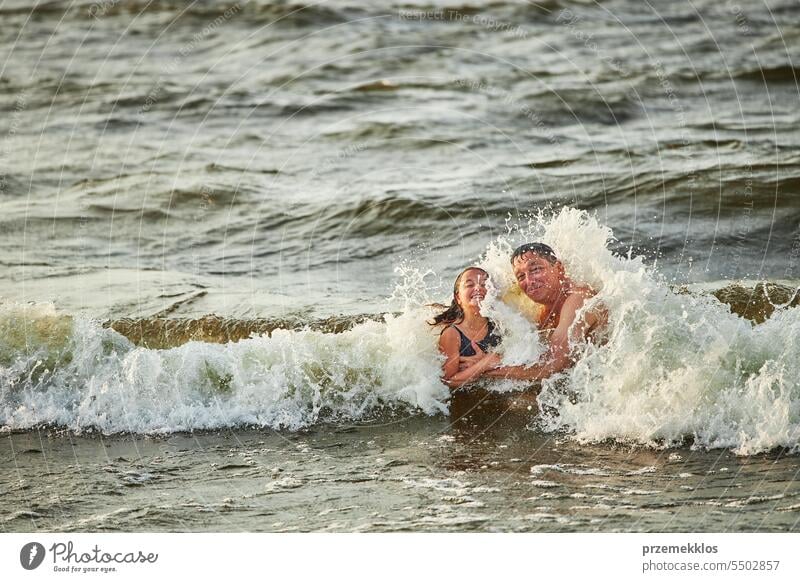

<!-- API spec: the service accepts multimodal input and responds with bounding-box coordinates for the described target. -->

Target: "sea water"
[2,0,800,532]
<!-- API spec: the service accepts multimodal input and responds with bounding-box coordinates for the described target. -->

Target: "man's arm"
[483,353,571,381]
[485,292,597,381]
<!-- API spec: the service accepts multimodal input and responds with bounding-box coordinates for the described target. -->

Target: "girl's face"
[455,269,488,312]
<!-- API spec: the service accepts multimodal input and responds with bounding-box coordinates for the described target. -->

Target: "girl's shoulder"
[439,324,461,339]
[438,325,462,351]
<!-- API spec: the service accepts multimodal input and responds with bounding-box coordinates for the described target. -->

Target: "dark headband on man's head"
[510,242,558,264]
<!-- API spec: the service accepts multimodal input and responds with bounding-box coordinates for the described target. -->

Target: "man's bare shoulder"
[563,284,607,330]
[558,285,595,313]
[570,284,597,300]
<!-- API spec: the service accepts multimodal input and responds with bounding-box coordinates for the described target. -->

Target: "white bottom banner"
[2,533,797,581]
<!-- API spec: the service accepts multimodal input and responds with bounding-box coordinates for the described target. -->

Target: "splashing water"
[481,208,800,456]
[0,303,448,434]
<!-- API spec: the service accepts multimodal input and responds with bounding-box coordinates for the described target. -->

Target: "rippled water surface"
[4,407,800,532]
[2,0,799,317]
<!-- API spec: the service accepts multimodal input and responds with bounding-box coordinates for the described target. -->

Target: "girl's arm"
[439,328,501,389]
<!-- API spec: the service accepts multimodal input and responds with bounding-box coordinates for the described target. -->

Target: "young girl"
[430,267,502,388]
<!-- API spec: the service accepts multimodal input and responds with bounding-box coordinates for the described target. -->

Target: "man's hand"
[483,348,573,381]
[484,364,543,381]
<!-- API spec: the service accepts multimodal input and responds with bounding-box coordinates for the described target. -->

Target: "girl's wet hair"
[510,242,558,264]
[429,267,488,327]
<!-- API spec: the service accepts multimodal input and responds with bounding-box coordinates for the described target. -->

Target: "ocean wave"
[566,165,800,216]
[0,0,353,25]
[2,208,800,455]
[108,313,386,348]
[99,282,798,348]
[0,303,448,434]
[499,86,641,126]
[233,194,510,259]
[729,64,800,83]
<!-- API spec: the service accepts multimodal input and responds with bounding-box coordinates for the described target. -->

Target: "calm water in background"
[2,0,800,532]
[1,0,799,317]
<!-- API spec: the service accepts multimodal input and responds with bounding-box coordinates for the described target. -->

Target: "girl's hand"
[459,352,502,372]
[458,355,483,370]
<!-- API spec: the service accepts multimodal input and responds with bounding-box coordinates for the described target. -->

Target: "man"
[483,242,606,382]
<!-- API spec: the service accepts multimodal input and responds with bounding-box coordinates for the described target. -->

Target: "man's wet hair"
[510,242,558,265]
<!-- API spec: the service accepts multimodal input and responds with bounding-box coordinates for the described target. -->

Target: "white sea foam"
[2,207,800,455]
[0,302,448,433]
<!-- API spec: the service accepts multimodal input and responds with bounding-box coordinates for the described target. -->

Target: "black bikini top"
[448,321,502,357]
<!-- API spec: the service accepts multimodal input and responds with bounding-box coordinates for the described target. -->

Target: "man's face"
[512,252,563,303]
